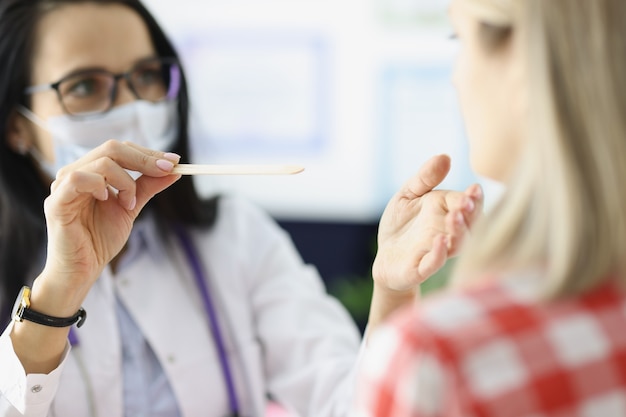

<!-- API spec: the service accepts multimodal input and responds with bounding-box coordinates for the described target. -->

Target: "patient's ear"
[6,111,33,154]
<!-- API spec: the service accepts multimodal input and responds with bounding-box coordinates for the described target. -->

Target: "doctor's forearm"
[10,321,68,374]
[9,276,80,374]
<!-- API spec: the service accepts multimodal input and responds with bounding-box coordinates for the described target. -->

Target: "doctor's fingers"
[123,141,181,164]
[51,158,139,210]
[131,173,181,216]
[56,140,179,181]
[46,170,113,216]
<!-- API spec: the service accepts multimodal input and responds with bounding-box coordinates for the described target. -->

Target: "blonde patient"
[0,0,483,416]
[355,0,626,415]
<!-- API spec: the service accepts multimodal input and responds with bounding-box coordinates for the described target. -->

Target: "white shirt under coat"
[0,195,363,417]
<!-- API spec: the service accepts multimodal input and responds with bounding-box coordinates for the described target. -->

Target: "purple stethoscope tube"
[68,225,242,417]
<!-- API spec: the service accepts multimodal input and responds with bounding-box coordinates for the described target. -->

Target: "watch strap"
[13,286,87,328]
[21,306,87,328]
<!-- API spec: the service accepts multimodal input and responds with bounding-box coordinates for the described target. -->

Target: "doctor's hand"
[12,140,181,376]
[365,154,483,339]
[37,140,181,309]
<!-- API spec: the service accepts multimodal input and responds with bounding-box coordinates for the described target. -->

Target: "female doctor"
[0,0,481,416]
[0,0,365,416]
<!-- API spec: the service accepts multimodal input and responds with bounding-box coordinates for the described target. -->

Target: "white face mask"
[18,100,179,178]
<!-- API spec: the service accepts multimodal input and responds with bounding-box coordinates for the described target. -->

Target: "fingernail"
[464,197,475,212]
[156,159,174,171]
[128,196,137,211]
[456,211,464,225]
[163,152,181,162]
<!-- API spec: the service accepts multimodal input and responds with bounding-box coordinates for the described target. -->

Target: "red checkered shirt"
[353,273,626,417]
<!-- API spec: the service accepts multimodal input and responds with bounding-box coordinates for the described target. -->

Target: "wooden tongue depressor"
[170,164,304,175]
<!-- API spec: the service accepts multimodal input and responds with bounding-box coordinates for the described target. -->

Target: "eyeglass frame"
[22,56,181,119]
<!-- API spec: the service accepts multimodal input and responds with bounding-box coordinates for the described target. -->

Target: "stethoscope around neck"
[67,225,244,417]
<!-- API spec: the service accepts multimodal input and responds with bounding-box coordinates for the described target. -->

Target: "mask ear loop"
[16,105,47,129]
[15,106,57,178]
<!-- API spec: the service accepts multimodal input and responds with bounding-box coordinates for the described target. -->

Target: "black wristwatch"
[12,286,87,328]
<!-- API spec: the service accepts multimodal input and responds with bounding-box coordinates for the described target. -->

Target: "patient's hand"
[373,154,483,293]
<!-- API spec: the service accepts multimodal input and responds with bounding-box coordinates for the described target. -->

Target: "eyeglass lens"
[58,59,180,116]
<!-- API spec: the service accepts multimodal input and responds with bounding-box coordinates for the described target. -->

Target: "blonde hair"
[453,0,626,298]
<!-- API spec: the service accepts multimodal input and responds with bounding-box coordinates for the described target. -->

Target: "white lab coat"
[0,195,364,417]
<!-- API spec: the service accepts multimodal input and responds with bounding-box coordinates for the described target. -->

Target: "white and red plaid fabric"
[354,274,626,417]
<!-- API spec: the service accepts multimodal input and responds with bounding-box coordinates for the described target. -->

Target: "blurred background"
[142,0,498,330]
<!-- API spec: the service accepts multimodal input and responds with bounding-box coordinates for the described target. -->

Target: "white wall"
[142,0,493,222]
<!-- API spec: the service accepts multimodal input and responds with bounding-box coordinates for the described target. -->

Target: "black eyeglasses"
[24,57,181,118]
